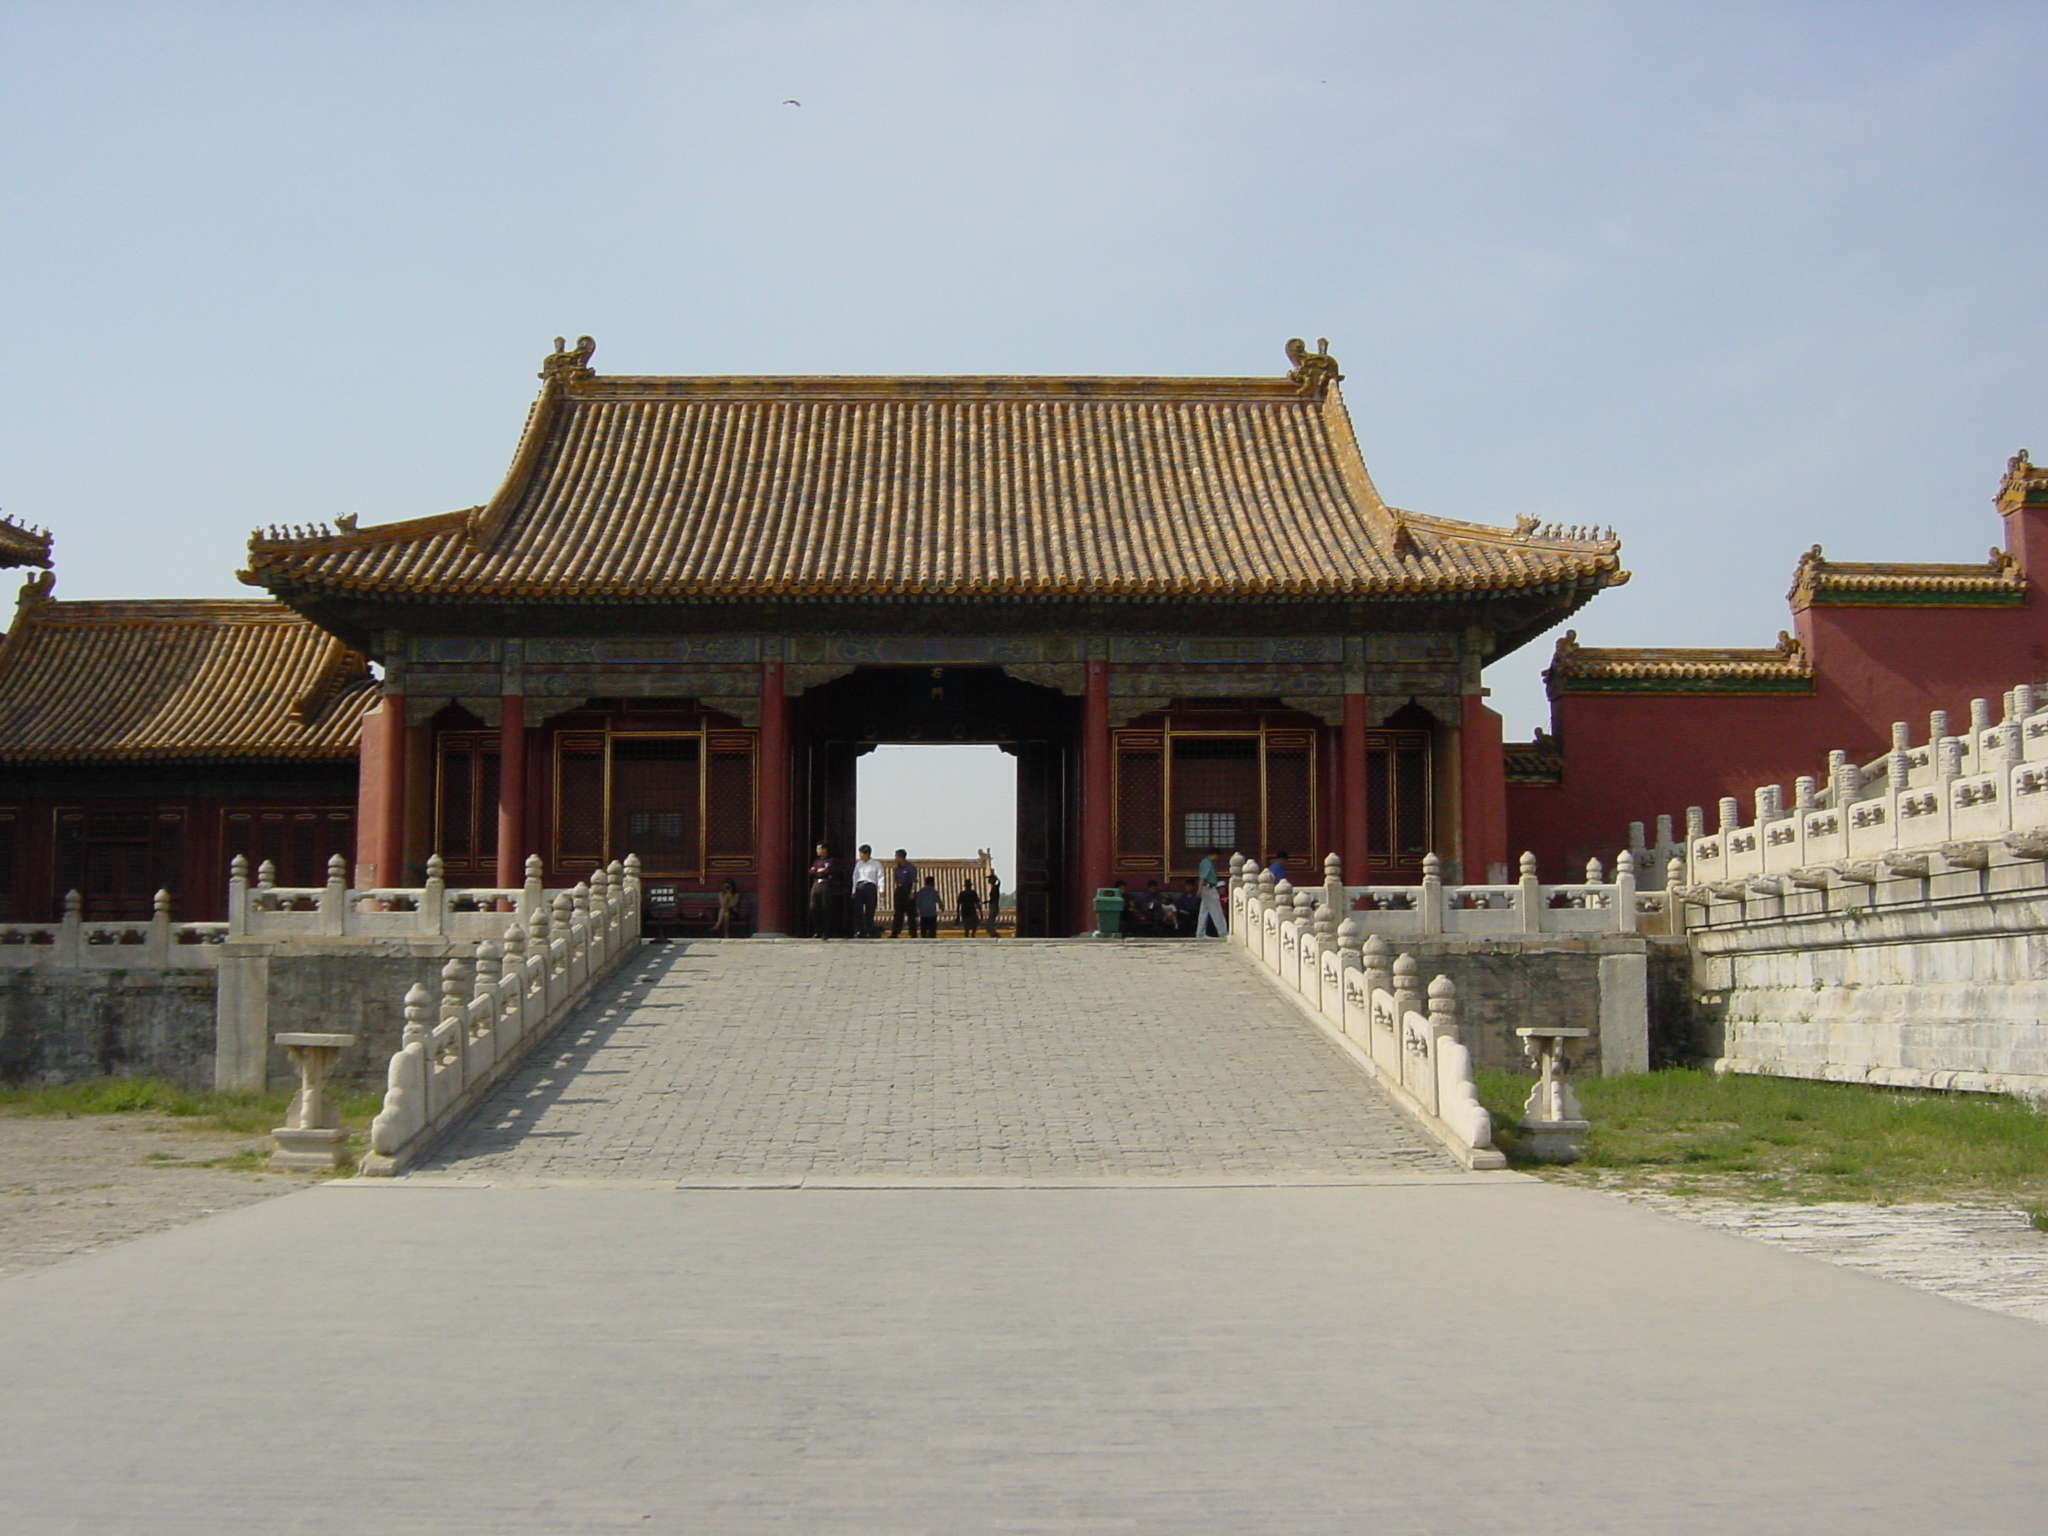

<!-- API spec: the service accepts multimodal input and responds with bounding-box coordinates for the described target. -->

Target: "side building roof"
[1545,629,1815,697]
[242,339,1627,652]
[0,579,376,761]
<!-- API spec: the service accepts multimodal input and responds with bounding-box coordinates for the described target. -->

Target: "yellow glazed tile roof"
[1787,544,2026,609]
[0,516,51,570]
[244,348,1626,604]
[0,582,375,760]
[1546,629,1815,695]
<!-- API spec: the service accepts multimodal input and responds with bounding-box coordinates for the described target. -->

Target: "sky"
[3,1,2044,862]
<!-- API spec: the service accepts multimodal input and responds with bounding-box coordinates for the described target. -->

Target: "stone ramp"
[415,940,1454,1182]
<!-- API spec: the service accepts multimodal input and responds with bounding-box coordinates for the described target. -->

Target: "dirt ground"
[0,1113,316,1280]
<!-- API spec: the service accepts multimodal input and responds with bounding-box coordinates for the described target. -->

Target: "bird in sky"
[783,99,801,106]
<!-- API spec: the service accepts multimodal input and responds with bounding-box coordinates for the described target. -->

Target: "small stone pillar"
[1515,1026,1591,1163]
[269,1032,358,1172]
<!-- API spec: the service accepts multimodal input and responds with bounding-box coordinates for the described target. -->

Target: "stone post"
[228,853,251,937]
[522,854,544,923]
[421,853,446,936]
[1515,1026,1591,1162]
[56,889,81,967]
[1615,850,1638,935]
[146,888,171,967]
[1517,851,1542,935]
[1420,852,1444,936]
[1320,853,1345,941]
[269,1032,358,1172]
[1890,721,1912,792]
[318,853,348,937]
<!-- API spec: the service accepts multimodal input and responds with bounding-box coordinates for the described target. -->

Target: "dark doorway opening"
[795,667,1077,936]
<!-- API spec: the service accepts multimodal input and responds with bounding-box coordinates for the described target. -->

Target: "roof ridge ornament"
[1284,336,1342,394]
[541,335,597,384]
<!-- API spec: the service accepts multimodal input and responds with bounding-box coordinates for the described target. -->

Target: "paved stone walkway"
[419,941,1452,1183]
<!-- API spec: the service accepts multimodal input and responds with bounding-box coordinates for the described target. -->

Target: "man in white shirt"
[849,844,884,938]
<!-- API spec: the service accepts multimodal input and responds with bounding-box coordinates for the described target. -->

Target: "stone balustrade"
[1228,854,1506,1169]
[1681,681,2048,903]
[0,888,225,969]
[1325,851,1669,937]
[230,852,545,940]
[358,856,642,1176]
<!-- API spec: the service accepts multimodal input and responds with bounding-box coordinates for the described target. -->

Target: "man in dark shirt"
[890,848,919,938]
[806,844,834,938]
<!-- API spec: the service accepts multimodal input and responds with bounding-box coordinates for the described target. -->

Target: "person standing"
[985,869,1002,937]
[914,874,941,938]
[889,848,919,938]
[711,877,740,938]
[850,844,883,938]
[957,878,983,936]
[1267,849,1289,882]
[1196,847,1227,938]
[807,843,835,939]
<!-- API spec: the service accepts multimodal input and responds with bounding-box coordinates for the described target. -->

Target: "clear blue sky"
[4,1,2044,851]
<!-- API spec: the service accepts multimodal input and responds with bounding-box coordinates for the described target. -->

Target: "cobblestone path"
[418,940,1453,1182]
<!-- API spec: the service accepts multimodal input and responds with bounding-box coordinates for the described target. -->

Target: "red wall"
[1509,501,2048,878]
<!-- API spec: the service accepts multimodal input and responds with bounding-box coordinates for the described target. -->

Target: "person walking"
[807,843,835,938]
[914,874,941,938]
[957,877,983,937]
[850,844,883,938]
[1196,847,1227,938]
[889,848,919,938]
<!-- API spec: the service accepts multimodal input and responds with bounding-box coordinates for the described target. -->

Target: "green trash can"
[1093,887,1125,938]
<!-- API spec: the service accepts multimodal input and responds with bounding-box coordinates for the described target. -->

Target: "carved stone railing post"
[421,853,447,936]
[522,854,545,925]
[1517,851,1543,935]
[1419,853,1444,935]
[1319,853,1345,940]
[269,1031,358,1172]
[228,854,251,937]
[1516,1026,1591,1163]
[146,888,172,967]
[56,890,81,967]
[319,853,348,937]
[1615,850,1639,934]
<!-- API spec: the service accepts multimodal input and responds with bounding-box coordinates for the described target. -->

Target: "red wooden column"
[494,692,527,887]
[1341,690,1371,882]
[357,689,407,888]
[756,657,791,935]
[1078,657,1111,923]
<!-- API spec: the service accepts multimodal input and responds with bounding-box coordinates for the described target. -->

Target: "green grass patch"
[0,1076,383,1171]
[1476,1067,2048,1209]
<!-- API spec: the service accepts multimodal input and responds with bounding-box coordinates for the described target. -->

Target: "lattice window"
[1366,728,1432,874]
[1170,735,1258,868]
[556,737,606,864]
[1263,745,1312,863]
[435,733,500,875]
[1115,737,1164,865]
[611,736,700,875]
[705,733,756,867]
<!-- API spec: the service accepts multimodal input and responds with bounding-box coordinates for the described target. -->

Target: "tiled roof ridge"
[1997,447,2048,508]
[1548,627,1811,681]
[23,595,328,626]
[1787,541,2025,609]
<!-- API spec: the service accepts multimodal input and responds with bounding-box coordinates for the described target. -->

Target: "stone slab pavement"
[4,1178,2048,1534]
[418,941,1453,1183]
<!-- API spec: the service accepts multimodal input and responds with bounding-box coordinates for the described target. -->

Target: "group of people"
[1105,846,1249,938]
[806,844,1002,940]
